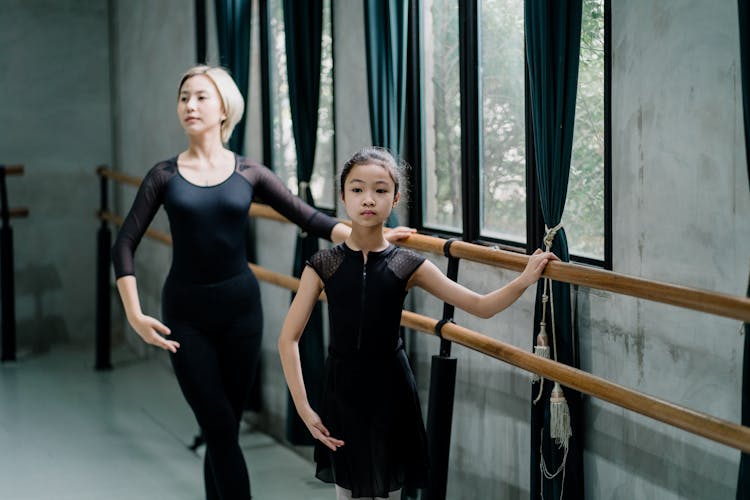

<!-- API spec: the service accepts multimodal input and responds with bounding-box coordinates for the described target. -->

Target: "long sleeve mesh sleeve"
[111,163,172,279]
[244,162,338,240]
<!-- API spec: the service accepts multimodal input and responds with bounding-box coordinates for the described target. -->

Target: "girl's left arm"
[408,249,557,318]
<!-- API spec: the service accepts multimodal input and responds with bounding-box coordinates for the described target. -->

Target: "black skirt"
[314,344,429,498]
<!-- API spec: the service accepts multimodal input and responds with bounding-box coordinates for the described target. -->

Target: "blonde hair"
[178,65,245,144]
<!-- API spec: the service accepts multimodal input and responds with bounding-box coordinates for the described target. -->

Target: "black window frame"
[408,0,612,269]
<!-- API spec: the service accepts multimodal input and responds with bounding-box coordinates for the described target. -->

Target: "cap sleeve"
[306,246,345,282]
[387,248,426,281]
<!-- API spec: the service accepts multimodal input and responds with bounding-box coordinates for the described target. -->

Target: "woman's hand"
[300,406,344,451]
[128,313,180,353]
[519,249,559,288]
[384,226,417,243]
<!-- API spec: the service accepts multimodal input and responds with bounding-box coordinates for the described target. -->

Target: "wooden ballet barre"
[242,202,750,324]
[245,260,750,455]
[97,167,142,188]
[427,236,750,324]
[98,207,750,453]
[399,313,750,455]
[1,165,24,176]
[8,207,29,218]
[97,168,750,322]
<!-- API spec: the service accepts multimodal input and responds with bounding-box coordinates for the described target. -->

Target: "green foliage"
[424,0,605,259]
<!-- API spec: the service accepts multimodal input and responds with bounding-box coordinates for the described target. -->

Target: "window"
[479,0,526,244]
[416,0,609,266]
[567,0,606,260]
[420,0,462,232]
[268,0,335,210]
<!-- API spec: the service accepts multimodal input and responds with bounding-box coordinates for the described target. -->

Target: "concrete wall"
[1,0,747,498]
[0,0,111,350]
[584,1,748,498]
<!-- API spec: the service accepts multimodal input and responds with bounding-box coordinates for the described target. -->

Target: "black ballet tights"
[168,322,262,500]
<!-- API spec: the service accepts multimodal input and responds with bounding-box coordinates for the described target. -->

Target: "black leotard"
[307,243,429,498]
[112,155,337,500]
[112,155,336,282]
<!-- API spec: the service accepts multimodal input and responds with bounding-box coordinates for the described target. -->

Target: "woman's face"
[177,74,226,138]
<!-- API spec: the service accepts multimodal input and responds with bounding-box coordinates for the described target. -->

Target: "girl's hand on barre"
[300,406,344,452]
[128,313,180,353]
[519,249,559,288]
[384,226,417,243]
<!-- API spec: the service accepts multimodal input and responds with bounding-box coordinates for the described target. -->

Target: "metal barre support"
[423,238,461,499]
[0,166,17,362]
[95,169,112,370]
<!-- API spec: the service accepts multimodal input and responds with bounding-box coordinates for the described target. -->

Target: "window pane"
[421,0,462,232]
[567,0,605,260]
[270,0,296,191]
[312,0,335,209]
[270,0,335,210]
[479,0,526,243]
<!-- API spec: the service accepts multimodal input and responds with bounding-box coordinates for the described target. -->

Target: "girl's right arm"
[278,266,344,451]
[409,249,557,318]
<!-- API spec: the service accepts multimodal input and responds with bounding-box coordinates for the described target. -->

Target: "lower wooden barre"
[2,165,24,176]
[8,207,29,218]
[399,309,750,454]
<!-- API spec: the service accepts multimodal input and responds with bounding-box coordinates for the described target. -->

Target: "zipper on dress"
[357,264,367,350]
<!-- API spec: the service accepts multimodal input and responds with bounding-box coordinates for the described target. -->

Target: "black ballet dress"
[306,243,430,498]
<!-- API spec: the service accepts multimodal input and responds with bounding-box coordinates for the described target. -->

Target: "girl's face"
[177,74,226,138]
[342,163,400,228]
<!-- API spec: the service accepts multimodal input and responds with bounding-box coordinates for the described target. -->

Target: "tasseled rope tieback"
[531,222,571,500]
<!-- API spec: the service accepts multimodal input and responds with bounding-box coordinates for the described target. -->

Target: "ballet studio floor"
[0,342,334,500]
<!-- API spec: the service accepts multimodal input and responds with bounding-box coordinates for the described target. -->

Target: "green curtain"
[282,0,325,446]
[737,1,749,498]
[214,0,264,413]
[214,0,251,154]
[525,1,584,499]
[364,0,408,226]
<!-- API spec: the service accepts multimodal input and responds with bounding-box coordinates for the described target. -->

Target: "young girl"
[278,147,557,500]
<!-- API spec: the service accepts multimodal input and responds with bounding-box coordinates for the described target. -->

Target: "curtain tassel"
[531,285,551,389]
[550,382,571,449]
[531,313,550,384]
